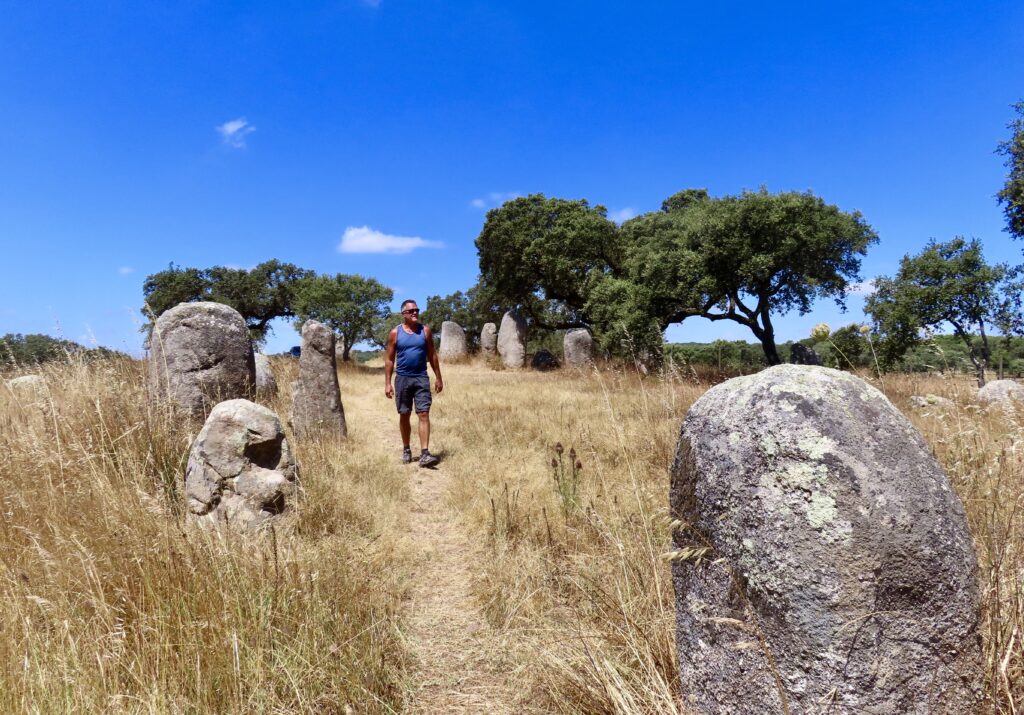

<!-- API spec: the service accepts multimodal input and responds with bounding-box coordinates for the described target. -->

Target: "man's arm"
[423,325,443,393]
[384,327,398,398]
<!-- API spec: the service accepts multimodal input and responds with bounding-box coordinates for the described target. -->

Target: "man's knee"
[416,411,430,420]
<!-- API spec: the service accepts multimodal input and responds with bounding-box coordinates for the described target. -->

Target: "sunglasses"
[402,308,420,315]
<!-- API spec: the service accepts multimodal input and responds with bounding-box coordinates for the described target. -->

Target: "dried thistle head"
[575,460,583,471]
[550,458,558,468]
[554,442,564,455]
[569,447,576,461]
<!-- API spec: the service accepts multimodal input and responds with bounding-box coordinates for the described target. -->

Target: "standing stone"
[497,311,527,369]
[254,353,278,398]
[148,302,255,415]
[439,321,467,361]
[563,329,593,367]
[977,378,1024,409]
[291,320,347,438]
[185,399,298,529]
[790,342,822,365]
[480,323,498,355]
[671,365,982,714]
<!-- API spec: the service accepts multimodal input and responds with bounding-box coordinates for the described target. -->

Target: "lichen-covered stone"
[563,329,593,367]
[290,320,346,438]
[439,321,467,361]
[480,323,497,355]
[977,379,1024,409]
[497,311,527,369]
[671,364,982,714]
[909,394,954,412]
[5,374,48,396]
[185,399,297,529]
[254,353,278,398]
[148,302,255,415]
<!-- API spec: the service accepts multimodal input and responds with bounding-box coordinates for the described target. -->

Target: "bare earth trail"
[344,367,518,715]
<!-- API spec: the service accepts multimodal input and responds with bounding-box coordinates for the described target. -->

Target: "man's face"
[402,303,420,325]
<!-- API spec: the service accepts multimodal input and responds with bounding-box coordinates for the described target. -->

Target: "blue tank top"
[395,324,428,377]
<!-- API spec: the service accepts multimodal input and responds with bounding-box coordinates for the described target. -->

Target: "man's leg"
[399,412,412,448]
[417,411,430,451]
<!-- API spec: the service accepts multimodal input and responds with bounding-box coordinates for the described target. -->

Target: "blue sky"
[1,1,1022,355]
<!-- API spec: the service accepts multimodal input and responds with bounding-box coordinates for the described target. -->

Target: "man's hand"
[434,376,444,393]
[385,383,394,399]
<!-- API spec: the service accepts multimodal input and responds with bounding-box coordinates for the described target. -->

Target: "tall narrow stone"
[563,329,593,367]
[439,321,467,361]
[148,302,255,415]
[291,320,347,438]
[480,323,498,355]
[671,365,982,713]
[254,353,278,398]
[497,311,527,369]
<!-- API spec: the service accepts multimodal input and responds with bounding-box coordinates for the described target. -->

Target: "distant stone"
[254,353,278,398]
[290,320,347,438]
[185,399,297,529]
[790,342,822,365]
[5,374,48,396]
[563,329,593,367]
[148,302,255,415]
[497,311,527,369]
[671,364,982,713]
[909,394,954,412]
[977,379,1024,409]
[439,321,467,361]
[530,349,560,371]
[480,323,498,355]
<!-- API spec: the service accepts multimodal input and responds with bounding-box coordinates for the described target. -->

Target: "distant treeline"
[666,333,1024,376]
[0,333,129,368]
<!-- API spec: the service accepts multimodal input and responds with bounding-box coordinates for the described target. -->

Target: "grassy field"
[0,356,1021,713]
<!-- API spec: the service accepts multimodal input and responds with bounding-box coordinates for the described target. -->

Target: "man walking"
[385,299,443,467]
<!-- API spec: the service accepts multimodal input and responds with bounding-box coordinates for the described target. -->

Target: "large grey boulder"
[563,329,593,367]
[5,374,48,397]
[497,311,527,369]
[439,321,467,361]
[185,399,298,529]
[148,302,255,415]
[671,365,982,713]
[977,379,1024,409]
[480,323,498,355]
[290,320,347,438]
[254,353,278,398]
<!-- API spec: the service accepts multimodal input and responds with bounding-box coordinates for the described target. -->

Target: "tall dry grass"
[1,355,1022,713]
[0,356,410,713]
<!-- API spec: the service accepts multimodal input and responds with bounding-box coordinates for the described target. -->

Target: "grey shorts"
[395,374,432,414]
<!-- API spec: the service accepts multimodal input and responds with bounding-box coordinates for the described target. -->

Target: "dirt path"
[347,371,517,714]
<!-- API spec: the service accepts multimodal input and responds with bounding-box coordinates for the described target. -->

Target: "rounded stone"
[671,364,982,713]
[480,323,498,355]
[147,302,255,416]
[977,379,1024,409]
[439,321,467,361]
[563,329,593,367]
[254,353,278,398]
[497,311,527,369]
[290,320,347,438]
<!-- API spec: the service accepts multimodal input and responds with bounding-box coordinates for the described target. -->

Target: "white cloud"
[470,191,521,210]
[216,117,255,148]
[118,266,135,275]
[609,207,637,224]
[849,280,876,296]
[338,226,443,254]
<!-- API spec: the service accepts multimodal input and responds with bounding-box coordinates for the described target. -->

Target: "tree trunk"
[342,342,352,362]
[757,306,782,366]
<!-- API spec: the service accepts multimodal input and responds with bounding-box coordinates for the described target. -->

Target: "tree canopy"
[420,284,502,349]
[998,101,1024,242]
[865,237,1022,386]
[292,274,394,360]
[142,260,312,342]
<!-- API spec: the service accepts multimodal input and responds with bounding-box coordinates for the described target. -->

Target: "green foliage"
[142,260,312,342]
[0,333,127,368]
[660,188,710,214]
[475,194,621,329]
[998,101,1024,241]
[292,274,394,360]
[865,237,1023,383]
[420,283,503,350]
[818,324,869,370]
[616,188,878,364]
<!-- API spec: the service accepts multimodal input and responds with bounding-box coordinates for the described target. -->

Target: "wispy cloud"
[849,280,876,296]
[118,266,135,275]
[338,226,443,255]
[216,117,255,148]
[609,207,637,224]
[470,191,521,210]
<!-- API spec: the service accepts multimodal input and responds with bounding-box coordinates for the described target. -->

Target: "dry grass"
[0,356,411,713]
[1,356,1021,713]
